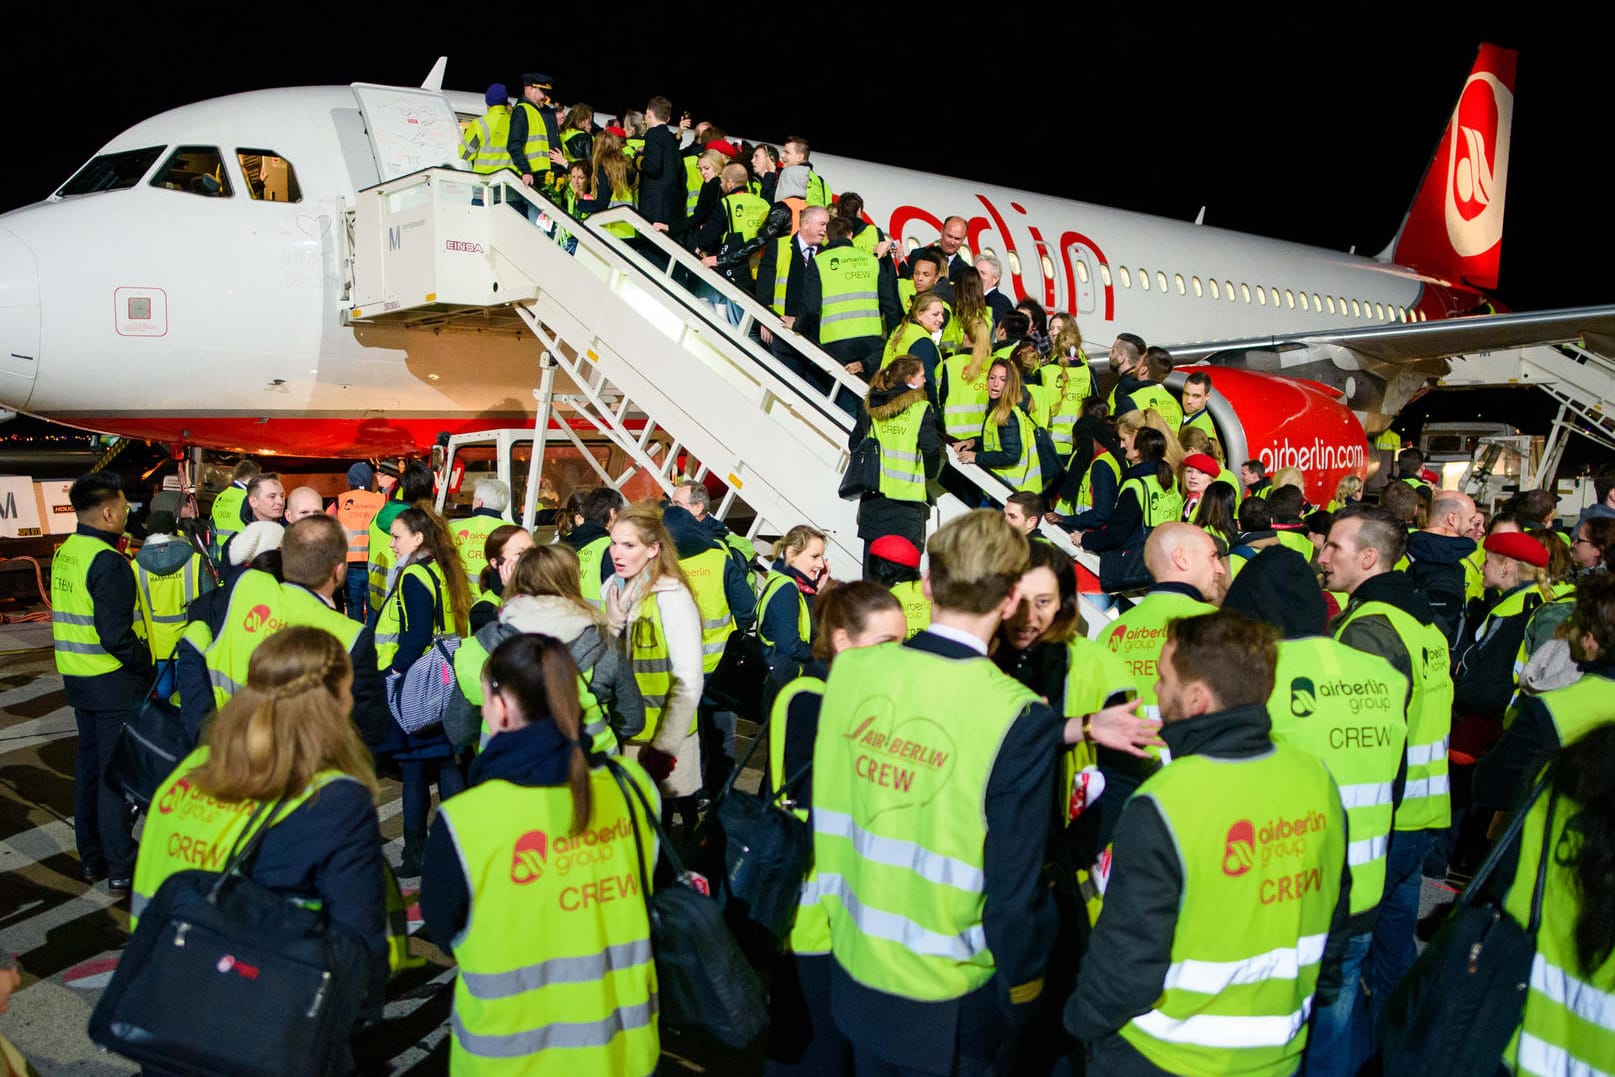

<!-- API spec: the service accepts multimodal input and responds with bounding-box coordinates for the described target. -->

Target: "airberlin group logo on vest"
[241,603,285,635]
[1107,621,1165,678]
[1289,675,1393,718]
[510,821,642,912]
[1222,813,1331,905]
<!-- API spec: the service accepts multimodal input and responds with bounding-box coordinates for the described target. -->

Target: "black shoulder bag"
[1379,767,1557,1077]
[838,435,881,500]
[106,642,197,810]
[705,629,770,724]
[89,797,370,1077]
[606,758,769,1051]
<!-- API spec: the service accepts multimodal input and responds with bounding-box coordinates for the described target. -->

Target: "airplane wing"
[1162,303,1615,366]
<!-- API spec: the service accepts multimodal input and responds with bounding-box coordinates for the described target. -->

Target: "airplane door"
[1065,243,1097,316]
[0,227,39,409]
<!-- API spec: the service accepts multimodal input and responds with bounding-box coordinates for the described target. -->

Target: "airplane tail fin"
[1382,44,1517,293]
[421,57,448,91]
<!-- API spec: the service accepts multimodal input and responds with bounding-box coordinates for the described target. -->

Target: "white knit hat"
[229,521,284,566]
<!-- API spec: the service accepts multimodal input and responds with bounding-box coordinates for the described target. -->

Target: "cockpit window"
[57,146,165,196]
[236,150,303,203]
[150,146,233,197]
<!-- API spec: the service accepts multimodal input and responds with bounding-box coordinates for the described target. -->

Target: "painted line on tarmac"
[0,712,76,755]
[1,887,121,955]
[0,817,75,874]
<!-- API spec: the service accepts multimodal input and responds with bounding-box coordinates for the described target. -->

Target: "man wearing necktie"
[757,205,830,381]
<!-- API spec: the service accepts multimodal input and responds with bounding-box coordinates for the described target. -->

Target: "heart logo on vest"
[511,830,549,884]
[841,694,957,819]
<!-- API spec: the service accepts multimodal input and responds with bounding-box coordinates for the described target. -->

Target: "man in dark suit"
[634,96,685,267]
[977,253,1016,330]
[756,205,829,380]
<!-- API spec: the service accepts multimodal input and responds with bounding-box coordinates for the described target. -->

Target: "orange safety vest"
[333,490,386,564]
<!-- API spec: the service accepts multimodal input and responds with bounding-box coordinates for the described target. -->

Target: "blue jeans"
[1303,930,1371,1077]
[1366,829,1435,1032]
[345,564,369,624]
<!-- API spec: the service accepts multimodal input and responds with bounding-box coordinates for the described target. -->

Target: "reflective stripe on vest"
[439,763,660,1075]
[680,547,734,675]
[812,645,1039,1001]
[135,553,203,660]
[512,102,550,174]
[815,247,883,345]
[1119,474,1186,529]
[770,236,794,315]
[872,399,929,502]
[374,562,448,672]
[1336,599,1454,831]
[1118,748,1344,1075]
[940,353,989,439]
[982,405,1042,494]
[464,108,514,174]
[202,569,291,710]
[1267,636,1407,915]
[769,676,830,955]
[51,533,124,677]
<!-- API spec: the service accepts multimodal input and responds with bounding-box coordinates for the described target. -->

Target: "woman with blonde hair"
[881,290,946,388]
[602,502,704,829]
[1326,474,1364,513]
[1032,318,1093,456]
[934,296,994,441]
[849,355,944,574]
[758,525,829,700]
[132,627,389,1050]
[956,357,1042,494]
[580,129,639,239]
[423,633,661,1076]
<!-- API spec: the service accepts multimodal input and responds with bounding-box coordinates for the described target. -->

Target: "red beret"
[707,139,741,160]
[1484,531,1549,568]
[1184,453,1220,477]
[869,534,921,569]
[604,125,628,138]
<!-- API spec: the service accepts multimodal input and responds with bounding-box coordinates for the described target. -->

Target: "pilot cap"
[485,83,508,107]
[229,521,285,567]
[869,534,921,569]
[1484,531,1549,568]
[522,72,554,90]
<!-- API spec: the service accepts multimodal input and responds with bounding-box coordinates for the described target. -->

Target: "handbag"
[703,630,770,723]
[607,758,770,1050]
[88,799,370,1077]
[1379,767,1557,1077]
[385,570,462,734]
[1098,528,1153,593]
[837,435,881,500]
[107,649,197,810]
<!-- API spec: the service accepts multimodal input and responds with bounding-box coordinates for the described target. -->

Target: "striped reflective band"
[1402,776,1451,800]
[1530,952,1615,1030]
[1131,1003,1312,1049]
[131,892,149,917]
[638,694,668,712]
[1515,1033,1594,1077]
[1161,934,1326,995]
[452,996,657,1057]
[583,716,611,741]
[815,808,984,892]
[822,309,879,326]
[814,872,987,960]
[460,938,653,999]
[148,611,189,624]
[208,668,245,696]
[1348,835,1389,867]
[798,874,825,906]
[701,614,733,631]
[633,657,673,674]
[52,611,96,626]
[1406,738,1450,767]
[375,632,401,646]
[881,466,923,484]
[943,405,985,417]
[1337,781,1394,810]
[54,640,109,654]
[701,640,728,657]
[1142,704,1162,722]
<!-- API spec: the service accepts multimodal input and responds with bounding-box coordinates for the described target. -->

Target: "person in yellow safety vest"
[466,524,533,632]
[1034,320,1096,457]
[1316,506,1454,1036]
[133,509,213,664]
[1267,486,1318,562]
[797,216,902,382]
[758,525,828,704]
[52,471,151,895]
[954,357,1043,494]
[1068,610,1350,1077]
[1047,398,1124,524]
[847,356,945,576]
[460,84,513,174]
[1393,446,1432,493]
[1223,546,1409,1075]
[703,162,768,284]
[1102,332,1146,414]
[780,134,832,207]
[332,461,385,623]
[374,507,474,877]
[765,582,907,1073]
[865,534,931,639]
[881,291,947,397]
[422,633,661,1076]
[1403,488,1482,646]
[896,250,959,352]
[1077,426,1186,583]
[561,486,625,610]
[812,511,1059,1074]
[367,460,434,620]
[1178,369,1216,441]
[508,72,559,193]
[1496,725,1615,1077]
[208,458,259,564]
[756,205,828,345]
[451,478,511,606]
[668,480,754,578]
[664,504,756,796]
[1451,530,1554,724]
[1241,458,1274,499]
[1326,473,1365,514]
[601,503,705,832]
[134,627,393,1045]
[1111,346,1184,432]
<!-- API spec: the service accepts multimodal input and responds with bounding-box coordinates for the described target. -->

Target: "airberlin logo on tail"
[512,830,549,884]
[1223,820,1256,876]
[1445,71,1512,257]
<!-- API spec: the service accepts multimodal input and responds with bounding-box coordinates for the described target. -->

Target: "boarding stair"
[344,169,1110,629]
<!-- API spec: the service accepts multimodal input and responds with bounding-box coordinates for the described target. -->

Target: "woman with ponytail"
[375,505,475,876]
[132,627,389,1039]
[422,633,662,1076]
[848,354,943,575]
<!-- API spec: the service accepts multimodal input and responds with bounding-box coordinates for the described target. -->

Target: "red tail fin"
[1388,44,1517,292]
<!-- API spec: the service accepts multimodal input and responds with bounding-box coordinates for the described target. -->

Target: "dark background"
[0,20,1606,455]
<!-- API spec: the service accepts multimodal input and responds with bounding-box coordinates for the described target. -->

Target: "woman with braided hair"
[130,626,390,1057]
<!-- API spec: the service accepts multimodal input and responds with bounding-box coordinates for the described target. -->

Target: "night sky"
[4,19,1604,316]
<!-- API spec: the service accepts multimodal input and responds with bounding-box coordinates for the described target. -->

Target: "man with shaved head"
[1406,489,1480,645]
[282,485,325,524]
[1089,522,1223,843]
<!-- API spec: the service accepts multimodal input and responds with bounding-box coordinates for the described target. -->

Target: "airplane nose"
[0,224,40,411]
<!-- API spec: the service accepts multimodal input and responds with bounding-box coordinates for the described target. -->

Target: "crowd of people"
[19,75,1615,1077]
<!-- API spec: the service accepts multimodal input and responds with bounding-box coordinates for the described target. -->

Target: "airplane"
[0,43,1608,512]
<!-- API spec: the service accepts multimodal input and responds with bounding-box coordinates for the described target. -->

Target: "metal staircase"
[345,169,1111,629]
